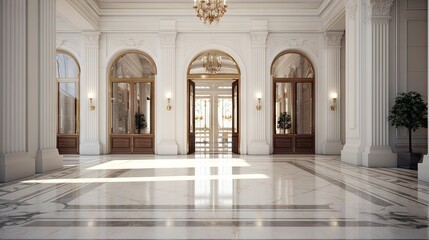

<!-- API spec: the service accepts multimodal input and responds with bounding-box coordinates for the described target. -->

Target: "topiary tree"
[135,112,147,134]
[388,91,428,153]
[277,112,292,134]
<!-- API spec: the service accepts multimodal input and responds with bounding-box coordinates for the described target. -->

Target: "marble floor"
[0,154,428,240]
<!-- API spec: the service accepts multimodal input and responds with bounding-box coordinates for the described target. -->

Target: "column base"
[248,141,270,155]
[341,143,362,165]
[0,152,34,182]
[323,141,344,154]
[36,149,63,173]
[362,146,396,167]
[157,140,178,155]
[80,142,102,155]
[418,155,429,182]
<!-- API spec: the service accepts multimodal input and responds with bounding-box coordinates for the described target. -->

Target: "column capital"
[367,0,393,18]
[345,0,358,19]
[324,31,344,48]
[82,31,100,47]
[159,32,177,47]
[250,32,268,48]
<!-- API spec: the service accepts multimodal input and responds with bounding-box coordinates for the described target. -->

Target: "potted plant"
[277,112,292,134]
[135,112,147,134]
[388,91,428,169]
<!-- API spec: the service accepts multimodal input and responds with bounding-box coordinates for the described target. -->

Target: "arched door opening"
[272,52,315,154]
[187,51,240,154]
[56,51,80,154]
[108,51,156,154]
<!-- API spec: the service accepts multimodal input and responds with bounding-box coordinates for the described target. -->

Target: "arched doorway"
[108,51,156,153]
[56,51,80,154]
[272,51,315,154]
[187,50,240,154]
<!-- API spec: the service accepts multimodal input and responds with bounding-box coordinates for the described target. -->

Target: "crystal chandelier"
[202,53,222,74]
[193,0,228,25]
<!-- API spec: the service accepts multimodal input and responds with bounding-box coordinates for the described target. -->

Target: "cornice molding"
[66,0,99,30]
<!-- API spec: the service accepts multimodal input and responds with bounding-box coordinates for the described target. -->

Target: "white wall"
[389,0,428,154]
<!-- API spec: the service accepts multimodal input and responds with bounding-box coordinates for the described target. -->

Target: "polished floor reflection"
[0,155,428,239]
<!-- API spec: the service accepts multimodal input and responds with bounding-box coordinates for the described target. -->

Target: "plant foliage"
[277,112,292,131]
[388,91,427,152]
[135,112,147,132]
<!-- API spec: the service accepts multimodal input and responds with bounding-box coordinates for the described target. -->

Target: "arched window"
[56,51,80,154]
[109,51,156,153]
[272,52,315,154]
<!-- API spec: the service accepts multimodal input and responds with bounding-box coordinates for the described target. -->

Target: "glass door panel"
[134,82,151,134]
[296,83,313,134]
[112,83,131,134]
[58,82,77,134]
[275,82,293,134]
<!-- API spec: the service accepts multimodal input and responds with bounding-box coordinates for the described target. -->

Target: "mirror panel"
[275,82,293,134]
[58,82,77,134]
[134,82,151,134]
[296,83,313,134]
[112,83,131,134]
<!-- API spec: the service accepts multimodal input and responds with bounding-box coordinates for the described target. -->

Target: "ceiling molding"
[57,0,99,31]
[321,0,345,31]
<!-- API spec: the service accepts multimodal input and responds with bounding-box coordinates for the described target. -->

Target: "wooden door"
[188,80,196,154]
[232,80,239,154]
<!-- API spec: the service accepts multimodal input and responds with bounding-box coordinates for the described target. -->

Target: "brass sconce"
[88,93,95,111]
[330,93,337,111]
[166,93,172,111]
[256,93,262,111]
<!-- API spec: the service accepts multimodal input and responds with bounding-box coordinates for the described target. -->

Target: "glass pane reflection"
[112,53,155,78]
[58,82,77,134]
[275,82,293,134]
[233,85,238,133]
[272,53,314,78]
[112,83,131,134]
[56,54,79,78]
[134,82,151,134]
[296,83,312,134]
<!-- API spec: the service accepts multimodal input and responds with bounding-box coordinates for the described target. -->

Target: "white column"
[248,22,269,154]
[341,0,365,165]
[418,5,429,182]
[80,31,102,155]
[0,0,34,182]
[36,0,63,173]
[362,0,396,167]
[157,21,178,155]
[323,31,344,154]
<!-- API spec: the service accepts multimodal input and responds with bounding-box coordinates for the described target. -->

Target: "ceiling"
[56,0,345,32]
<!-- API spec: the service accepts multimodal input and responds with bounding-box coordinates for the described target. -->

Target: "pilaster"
[419,5,429,182]
[0,0,34,182]
[80,31,102,155]
[362,0,396,167]
[158,20,178,155]
[341,0,364,165]
[248,22,269,155]
[323,31,344,154]
[36,0,63,173]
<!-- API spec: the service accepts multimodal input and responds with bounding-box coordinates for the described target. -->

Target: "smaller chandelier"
[193,0,228,25]
[202,54,222,74]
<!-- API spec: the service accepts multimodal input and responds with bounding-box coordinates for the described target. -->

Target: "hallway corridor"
[0,155,428,239]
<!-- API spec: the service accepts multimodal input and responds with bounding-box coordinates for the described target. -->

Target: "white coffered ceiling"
[56,0,345,32]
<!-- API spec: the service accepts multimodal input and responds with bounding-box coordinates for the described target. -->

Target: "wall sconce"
[166,92,172,111]
[256,93,262,111]
[88,93,95,111]
[330,93,337,111]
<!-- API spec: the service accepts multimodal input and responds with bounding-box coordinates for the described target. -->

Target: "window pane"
[56,54,79,78]
[272,53,314,78]
[112,83,131,134]
[190,85,194,133]
[189,52,239,75]
[275,82,293,134]
[112,53,155,78]
[134,82,151,134]
[58,82,77,134]
[296,83,312,134]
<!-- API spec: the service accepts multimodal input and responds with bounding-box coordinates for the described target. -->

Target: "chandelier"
[193,0,228,25]
[202,53,222,74]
